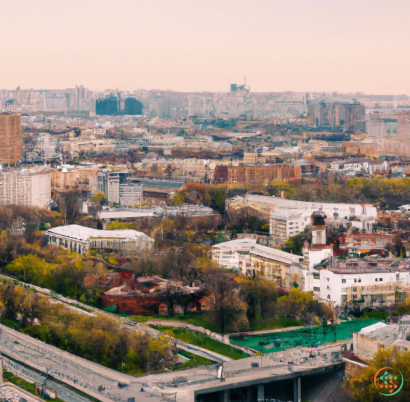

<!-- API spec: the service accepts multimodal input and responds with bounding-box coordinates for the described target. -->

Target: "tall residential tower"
[0,113,23,166]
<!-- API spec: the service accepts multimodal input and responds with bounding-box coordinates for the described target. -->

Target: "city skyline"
[2,0,410,94]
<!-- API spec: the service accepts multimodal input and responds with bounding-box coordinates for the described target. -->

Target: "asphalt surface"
[0,325,164,402]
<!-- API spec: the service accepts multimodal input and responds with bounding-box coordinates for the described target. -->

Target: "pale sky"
[1,0,410,94]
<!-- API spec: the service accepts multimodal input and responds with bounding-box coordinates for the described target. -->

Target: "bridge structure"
[140,341,351,401]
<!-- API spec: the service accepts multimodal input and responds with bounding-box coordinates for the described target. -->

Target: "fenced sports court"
[230,318,381,353]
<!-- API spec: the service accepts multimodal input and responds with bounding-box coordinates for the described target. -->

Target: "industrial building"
[0,113,23,165]
[46,224,154,255]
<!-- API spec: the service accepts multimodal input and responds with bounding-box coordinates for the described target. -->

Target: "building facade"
[270,209,311,240]
[0,114,23,165]
[319,259,410,307]
[97,171,142,206]
[46,224,153,255]
[214,165,301,188]
[0,167,51,208]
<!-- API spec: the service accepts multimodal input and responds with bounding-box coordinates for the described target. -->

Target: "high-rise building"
[97,171,142,206]
[0,114,23,166]
[307,101,365,131]
[0,166,51,208]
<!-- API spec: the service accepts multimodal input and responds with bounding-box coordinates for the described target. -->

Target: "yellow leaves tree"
[91,191,107,204]
[345,348,410,402]
[173,191,187,206]
[6,255,58,288]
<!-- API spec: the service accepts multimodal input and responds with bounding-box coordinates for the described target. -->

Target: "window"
[375,278,378,282]
[353,287,357,292]
[354,279,357,283]
[342,279,346,283]
[313,287,320,291]
[327,285,331,290]
[379,278,383,282]
[358,279,361,283]
[327,295,330,300]
[353,294,358,300]
[327,278,330,282]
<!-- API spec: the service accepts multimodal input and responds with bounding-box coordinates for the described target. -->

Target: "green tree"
[281,233,305,256]
[91,191,107,204]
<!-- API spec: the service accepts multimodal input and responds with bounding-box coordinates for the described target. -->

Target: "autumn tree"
[57,191,82,224]
[240,278,278,323]
[345,348,410,402]
[204,269,248,333]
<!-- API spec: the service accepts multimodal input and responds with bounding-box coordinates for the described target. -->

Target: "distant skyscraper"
[15,86,21,105]
[0,114,23,166]
[307,101,365,131]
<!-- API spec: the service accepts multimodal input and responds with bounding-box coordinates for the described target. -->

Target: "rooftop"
[236,195,377,216]
[250,244,303,265]
[46,224,153,243]
[212,238,257,249]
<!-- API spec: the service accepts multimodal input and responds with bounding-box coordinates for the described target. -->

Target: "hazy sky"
[2,0,410,94]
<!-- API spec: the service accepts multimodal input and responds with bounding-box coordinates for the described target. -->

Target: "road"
[0,325,165,402]
[0,274,229,363]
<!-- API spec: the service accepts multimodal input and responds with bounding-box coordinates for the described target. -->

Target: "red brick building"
[213,164,301,188]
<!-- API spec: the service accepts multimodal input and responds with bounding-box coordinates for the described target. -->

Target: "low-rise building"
[211,238,257,269]
[226,195,378,220]
[343,233,393,256]
[46,224,153,255]
[211,238,307,289]
[247,244,306,289]
[319,258,410,307]
[353,318,410,361]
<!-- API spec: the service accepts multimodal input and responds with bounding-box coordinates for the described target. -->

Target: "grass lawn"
[248,317,303,331]
[130,313,302,334]
[174,351,213,370]
[130,313,223,333]
[153,325,249,360]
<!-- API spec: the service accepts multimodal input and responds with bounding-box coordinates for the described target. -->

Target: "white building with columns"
[46,224,153,255]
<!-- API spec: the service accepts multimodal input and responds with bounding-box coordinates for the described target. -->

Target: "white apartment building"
[119,182,142,206]
[97,171,142,206]
[211,238,307,289]
[0,167,51,209]
[247,244,306,289]
[320,261,410,307]
[270,209,311,240]
[211,238,257,269]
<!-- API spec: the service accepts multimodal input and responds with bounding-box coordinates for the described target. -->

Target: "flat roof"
[239,195,377,213]
[212,238,257,249]
[46,224,153,243]
[250,244,303,265]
